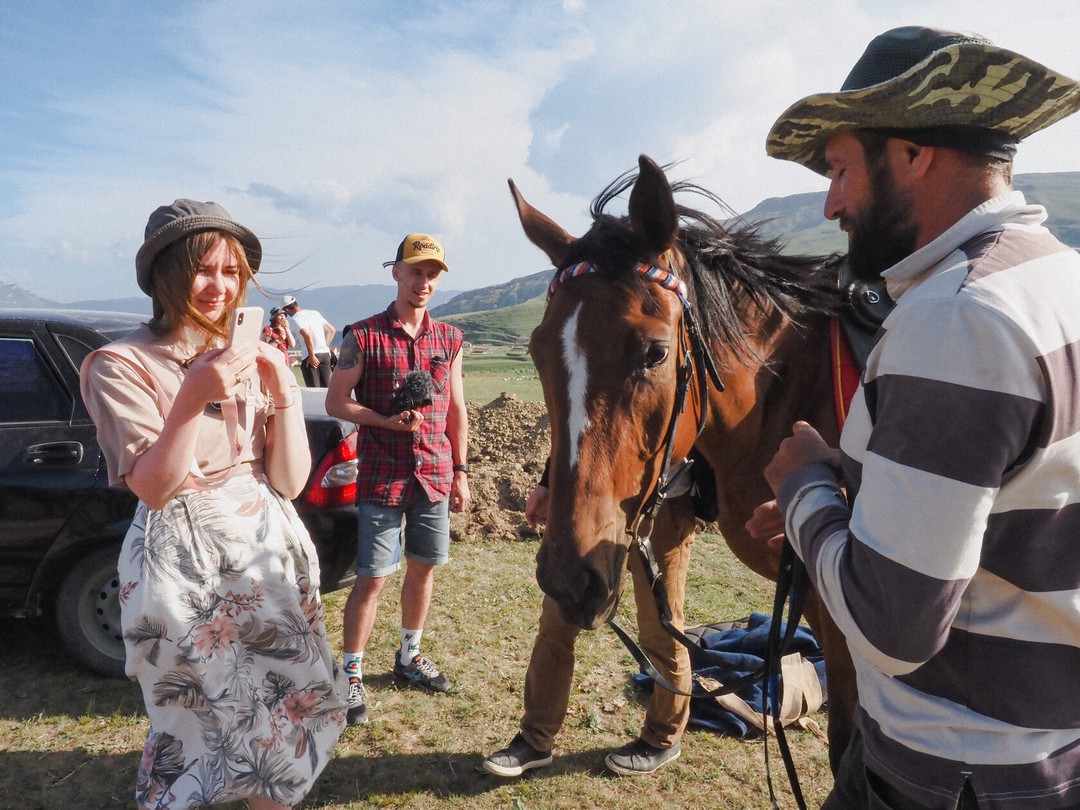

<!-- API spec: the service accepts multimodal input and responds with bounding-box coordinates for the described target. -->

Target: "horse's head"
[510,155,703,628]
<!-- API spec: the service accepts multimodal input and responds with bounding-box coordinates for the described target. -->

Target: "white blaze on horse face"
[561,304,591,469]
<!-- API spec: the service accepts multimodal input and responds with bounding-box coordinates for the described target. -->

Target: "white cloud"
[1,1,1079,302]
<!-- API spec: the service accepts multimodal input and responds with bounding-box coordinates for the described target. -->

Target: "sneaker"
[345,677,368,726]
[604,739,681,776]
[482,733,553,777]
[393,653,452,693]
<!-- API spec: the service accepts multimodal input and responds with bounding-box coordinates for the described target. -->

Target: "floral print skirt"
[118,474,347,809]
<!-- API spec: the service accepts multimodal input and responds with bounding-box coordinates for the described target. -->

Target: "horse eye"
[645,342,669,368]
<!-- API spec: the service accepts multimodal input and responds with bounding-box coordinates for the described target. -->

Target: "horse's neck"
[694,313,836,577]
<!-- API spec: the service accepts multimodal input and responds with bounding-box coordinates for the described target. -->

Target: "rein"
[547,258,810,809]
[620,306,811,807]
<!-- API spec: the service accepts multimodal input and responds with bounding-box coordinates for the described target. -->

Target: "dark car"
[0,308,359,677]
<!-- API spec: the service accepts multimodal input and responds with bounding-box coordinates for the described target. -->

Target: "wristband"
[453,464,469,474]
[272,391,297,410]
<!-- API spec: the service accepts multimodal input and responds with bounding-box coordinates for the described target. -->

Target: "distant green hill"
[430,269,550,318]
[437,295,548,346]
[745,170,1080,254]
[740,191,847,256]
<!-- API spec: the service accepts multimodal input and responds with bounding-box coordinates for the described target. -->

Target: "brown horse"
[511,154,857,773]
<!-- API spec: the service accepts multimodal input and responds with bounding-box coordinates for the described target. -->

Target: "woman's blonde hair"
[147,231,253,339]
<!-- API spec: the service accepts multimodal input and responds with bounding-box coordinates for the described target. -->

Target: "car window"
[55,333,97,374]
[0,338,72,423]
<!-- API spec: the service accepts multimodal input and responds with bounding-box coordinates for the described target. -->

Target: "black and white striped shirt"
[780,192,1080,808]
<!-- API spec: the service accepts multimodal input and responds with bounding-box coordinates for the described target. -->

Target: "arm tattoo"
[337,332,361,369]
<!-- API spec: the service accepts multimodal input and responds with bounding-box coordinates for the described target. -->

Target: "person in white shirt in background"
[282,294,336,387]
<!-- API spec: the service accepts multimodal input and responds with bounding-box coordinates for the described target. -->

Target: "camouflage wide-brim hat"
[766,26,1080,176]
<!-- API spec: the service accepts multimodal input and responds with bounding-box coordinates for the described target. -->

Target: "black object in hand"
[389,370,434,414]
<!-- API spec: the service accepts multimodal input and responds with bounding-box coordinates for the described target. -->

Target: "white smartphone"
[227,306,264,349]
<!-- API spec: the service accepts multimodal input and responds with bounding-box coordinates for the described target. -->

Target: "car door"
[0,322,104,612]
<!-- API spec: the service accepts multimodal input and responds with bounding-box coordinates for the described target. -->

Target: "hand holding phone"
[227,306,264,350]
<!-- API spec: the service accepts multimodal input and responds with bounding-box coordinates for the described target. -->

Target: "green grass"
[289,347,545,404]
[462,348,543,403]
[0,534,832,809]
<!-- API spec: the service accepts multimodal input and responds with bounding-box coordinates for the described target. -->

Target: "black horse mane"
[566,166,846,367]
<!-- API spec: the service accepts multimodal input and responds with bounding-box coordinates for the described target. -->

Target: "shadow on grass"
[2,616,679,807]
[0,749,141,809]
[307,745,618,806]
[0,616,145,720]
[0,745,619,809]
[0,617,612,806]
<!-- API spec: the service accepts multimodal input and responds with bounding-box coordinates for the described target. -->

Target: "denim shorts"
[356,489,450,578]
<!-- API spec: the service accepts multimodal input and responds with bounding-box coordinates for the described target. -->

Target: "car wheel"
[55,546,127,678]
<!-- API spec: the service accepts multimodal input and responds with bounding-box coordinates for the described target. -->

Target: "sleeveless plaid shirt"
[351,304,463,506]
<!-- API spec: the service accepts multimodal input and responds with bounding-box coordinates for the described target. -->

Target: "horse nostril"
[582,565,605,601]
[535,530,625,629]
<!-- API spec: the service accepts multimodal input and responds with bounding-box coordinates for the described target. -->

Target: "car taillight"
[302,433,358,508]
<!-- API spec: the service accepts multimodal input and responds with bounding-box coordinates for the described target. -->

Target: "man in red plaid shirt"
[326,233,470,726]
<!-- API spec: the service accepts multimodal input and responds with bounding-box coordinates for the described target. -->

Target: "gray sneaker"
[482,733,553,777]
[393,654,452,693]
[604,739,681,776]
[345,677,368,726]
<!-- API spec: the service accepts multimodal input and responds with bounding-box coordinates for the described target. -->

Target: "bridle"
[547,255,810,810]
[547,255,723,558]
[546,257,723,519]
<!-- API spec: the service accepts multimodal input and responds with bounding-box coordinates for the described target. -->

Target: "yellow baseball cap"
[391,233,448,271]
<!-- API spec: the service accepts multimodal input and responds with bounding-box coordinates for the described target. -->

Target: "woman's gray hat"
[766,26,1080,176]
[135,199,262,295]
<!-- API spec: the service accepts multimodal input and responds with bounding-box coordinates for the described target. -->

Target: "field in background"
[0,534,832,809]
[441,294,545,405]
[291,345,543,404]
[462,347,542,403]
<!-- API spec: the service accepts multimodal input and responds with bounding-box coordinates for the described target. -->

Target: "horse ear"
[629,155,678,254]
[508,178,576,268]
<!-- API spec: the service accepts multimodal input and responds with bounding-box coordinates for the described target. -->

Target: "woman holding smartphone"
[80,200,346,810]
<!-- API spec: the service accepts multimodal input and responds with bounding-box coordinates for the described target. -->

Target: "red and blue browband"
[547,261,689,307]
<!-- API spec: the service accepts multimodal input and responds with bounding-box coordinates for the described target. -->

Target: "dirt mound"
[450,393,550,542]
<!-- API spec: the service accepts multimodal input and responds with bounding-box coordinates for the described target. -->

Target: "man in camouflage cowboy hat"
[749,26,1080,809]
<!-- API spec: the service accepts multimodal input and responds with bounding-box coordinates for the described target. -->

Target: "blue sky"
[3,0,1080,303]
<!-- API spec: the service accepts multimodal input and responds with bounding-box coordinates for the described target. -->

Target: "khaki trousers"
[519,495,697,751]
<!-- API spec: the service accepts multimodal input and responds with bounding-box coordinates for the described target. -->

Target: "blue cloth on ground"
[630,612,826,738]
